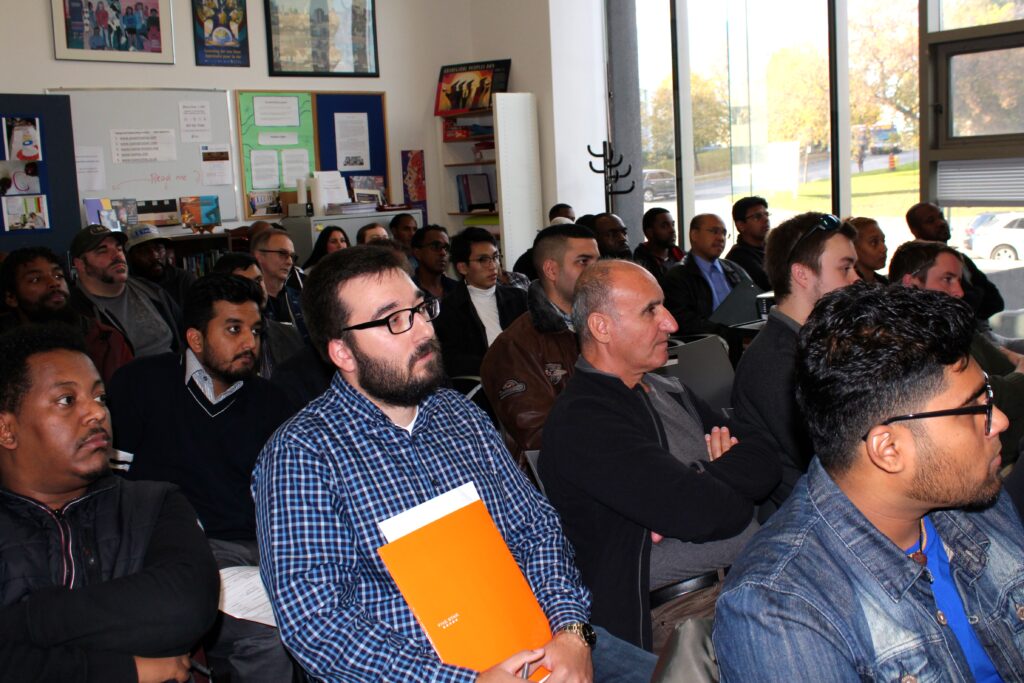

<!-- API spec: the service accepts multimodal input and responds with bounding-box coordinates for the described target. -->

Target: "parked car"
[642,169,677,201]
[966,212,1024,260]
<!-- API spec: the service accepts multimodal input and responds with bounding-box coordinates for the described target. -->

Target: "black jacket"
[0,476,218,682]
[962,253,1004,321]
[724,241,770,292]
[540,365,780,649]
[69,278,184,355]
[434,280,528,378]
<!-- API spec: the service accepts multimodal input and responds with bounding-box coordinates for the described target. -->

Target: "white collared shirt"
[185,348,244,404]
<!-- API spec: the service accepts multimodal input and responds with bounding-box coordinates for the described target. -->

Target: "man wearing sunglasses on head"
[730,213,860,519]
[714,283,1024,682]
[410,225,459,301]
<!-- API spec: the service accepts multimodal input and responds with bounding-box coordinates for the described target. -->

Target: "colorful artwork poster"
[434,60,511,116]
[4,118,42,163]
[2,195,50,232]
[192,0,250,67]
[401,149,427,223]
[52,0,172,62]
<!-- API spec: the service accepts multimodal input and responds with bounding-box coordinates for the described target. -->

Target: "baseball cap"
[125,223,168,252]
[69,224,128,258]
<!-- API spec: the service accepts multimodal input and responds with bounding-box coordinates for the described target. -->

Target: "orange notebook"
[378,485,552,678]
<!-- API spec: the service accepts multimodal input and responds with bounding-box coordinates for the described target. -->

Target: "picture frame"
[192,0,250,67]
[50,0,174,64]
[264,0,379,77]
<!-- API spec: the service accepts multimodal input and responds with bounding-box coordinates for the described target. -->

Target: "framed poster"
[192,0,250,67]
[264,0,379,77]
[434,60,511,116]
[50,0,174,64]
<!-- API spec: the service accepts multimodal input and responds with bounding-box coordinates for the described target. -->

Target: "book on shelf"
[456,173,495,212]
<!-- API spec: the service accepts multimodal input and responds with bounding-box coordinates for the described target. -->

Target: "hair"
[533,224,597,273]
[1,247,63,300]
[845,216,878,233]
[0,324,87,414]
[905,202,929,230]
[302,245,407,361]
[731,196,768,223]
[548,203,574,221]
[642,207,670,234]
[450,227,496,264]
[797,282,975,474]
[303,226,350,269]
[410,224,448,249]
[764,212,857,299]
[576,214,596,229]
[688,213,717,232]
[571,260,621,347]
[389,213,415,230]
[212,252,259,275]
[183,273,263,334]
[356,222,388,244]
[250,227,289,253]
[888,240,962,283]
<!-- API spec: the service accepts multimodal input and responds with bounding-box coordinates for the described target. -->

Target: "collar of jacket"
[527,280,571,334]
[0,474,120,515]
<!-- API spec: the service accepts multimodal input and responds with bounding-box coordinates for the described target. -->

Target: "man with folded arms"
[714,284,1024,680]
[253,246,656,682]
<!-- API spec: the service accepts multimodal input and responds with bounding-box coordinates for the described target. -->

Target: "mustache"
[233,351,257,363]
[77,427,111,449]
[409,339,441,368]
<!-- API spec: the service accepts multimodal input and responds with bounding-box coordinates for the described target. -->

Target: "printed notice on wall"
[179,101,213,143]
[334,113,370,171]
[200,144,232,186]
[253,97,300,127]
[258,132,299,146]
[75,146,106,192]
[250,149,279,189]
[110,129,177,164]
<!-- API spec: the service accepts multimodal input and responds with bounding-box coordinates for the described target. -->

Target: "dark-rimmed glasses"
[423,241,450,253]
[743,210,770,222]
[861,374,993,440]
[468,252,502,267]
[340,298,441,335]
[786,214,841,264]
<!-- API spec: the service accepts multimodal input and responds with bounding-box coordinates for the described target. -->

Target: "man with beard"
[68,224,182,359]
[107,274,295,683]
[0,246,132,382]
[124,223,197,309]
[714,284,1024,680]
[252,245,657,682]
[0,324,218,682]
[633,208,684,281]
[726,196,772,291]
[592,212,632,259]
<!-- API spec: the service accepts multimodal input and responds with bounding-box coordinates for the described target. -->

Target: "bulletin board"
[236,90,318,219]
[313,92,389,200]
[51,88,240,222]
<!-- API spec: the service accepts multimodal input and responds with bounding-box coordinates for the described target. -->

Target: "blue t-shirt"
[906,516,1002,682]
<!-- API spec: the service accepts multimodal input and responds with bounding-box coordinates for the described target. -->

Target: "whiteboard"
[50,88,240,222]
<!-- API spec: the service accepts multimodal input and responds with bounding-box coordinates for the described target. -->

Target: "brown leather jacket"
[480,281,579,458]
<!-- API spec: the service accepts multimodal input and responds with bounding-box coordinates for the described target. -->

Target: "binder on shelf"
[377,483,552,679]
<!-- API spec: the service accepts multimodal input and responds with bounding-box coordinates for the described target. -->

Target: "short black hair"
[411,224,449,249]
[905,202,930,230]
[212,252,259,275]
[888,240,962,283]
[356,222,387,244]
[304,226,350,269]
[642,207,670,234]
[0,324,87,414]
[183,273,263,334]
[1,247,64,299]
[548,203,574,221]
[576,214,596,229]
[732,196,768,223]
[533,223,597,272]
[450,227,496,264]
[796,282,975,475]
[389,213,415,229]
[764,212,856,298]
[302,245,408,361]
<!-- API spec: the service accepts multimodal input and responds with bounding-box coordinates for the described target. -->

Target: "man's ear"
[541,258,559,284]
[863,425,907,476]
[4,291,18,310]
[0,413,18,452]
[587,312,612,345]
[790,261,813,292]
[185,327,204,355]
[901,274,917,288]
[455,261,469,277]
[327,338,357,374]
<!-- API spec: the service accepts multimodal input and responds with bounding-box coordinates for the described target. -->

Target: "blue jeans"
[592,625,657,683]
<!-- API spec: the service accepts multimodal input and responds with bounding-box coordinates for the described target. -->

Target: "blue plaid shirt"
[252,374,590,681]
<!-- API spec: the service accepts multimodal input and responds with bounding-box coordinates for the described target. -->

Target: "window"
[938,0,1024,31]
[949,45,1024,137]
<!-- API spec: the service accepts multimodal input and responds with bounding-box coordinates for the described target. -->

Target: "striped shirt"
[252,374,590,681]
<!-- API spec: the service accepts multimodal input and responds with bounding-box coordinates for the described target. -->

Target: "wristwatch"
[558,622,597,648]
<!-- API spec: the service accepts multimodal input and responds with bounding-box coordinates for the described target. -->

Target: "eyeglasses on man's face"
[861,374,993,440]
[423,241,450,253]
[468,252,502,267]
[743,210,770,222]
[258,249,298,262]
[340,298,441,335]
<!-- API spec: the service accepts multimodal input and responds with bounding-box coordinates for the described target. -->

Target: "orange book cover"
[378,497,552,677]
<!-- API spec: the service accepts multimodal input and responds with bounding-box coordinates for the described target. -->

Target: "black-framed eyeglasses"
[743,210,770,222]
[468,252,502,267]
[340,298,441,335]
[424,241,450,253]
[861,374,993,440]
[258,248,298,261]
[786,214,841,264]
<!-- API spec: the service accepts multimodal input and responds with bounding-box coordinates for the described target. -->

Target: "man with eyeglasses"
[714,283,1024,682]
[662,213,757,364]
[434,227,527,383]
[592,213,632,259]
[889,239,1024,464]
[410,225,458,300]
[252,245,657,682]
[731,213,859,517]
[250,228,308,340]
[726,196,772,291]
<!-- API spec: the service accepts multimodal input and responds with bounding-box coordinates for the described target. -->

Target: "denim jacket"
[713,458,1024,682]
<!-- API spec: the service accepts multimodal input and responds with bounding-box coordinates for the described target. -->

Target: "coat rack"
[587,141,635,213]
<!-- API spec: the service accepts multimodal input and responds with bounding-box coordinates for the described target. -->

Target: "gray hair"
[571,259,622,346]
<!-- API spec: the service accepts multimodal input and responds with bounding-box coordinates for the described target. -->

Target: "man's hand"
[540,630,593,683]
[134,655,191,683]
[476,648,545,682]
[705,426,738,461]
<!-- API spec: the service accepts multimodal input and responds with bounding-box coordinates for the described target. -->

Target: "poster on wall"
[401,149,428,224]
[4,118,43,162]
[192,0,250,67]
[264,0,379,77]
[434,60,511,116]
[3,195,50,232]
[50,0,174,64]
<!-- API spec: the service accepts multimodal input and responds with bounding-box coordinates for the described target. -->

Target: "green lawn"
[764,161,921,217]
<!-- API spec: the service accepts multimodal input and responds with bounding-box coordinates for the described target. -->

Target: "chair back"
[658,335,734,416]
